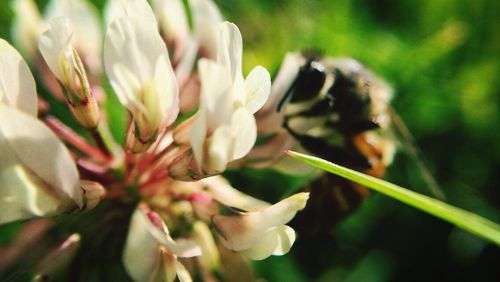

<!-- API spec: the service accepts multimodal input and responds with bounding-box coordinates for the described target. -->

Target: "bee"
[276,51,435,234]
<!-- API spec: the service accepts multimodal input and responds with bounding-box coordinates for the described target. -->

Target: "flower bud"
[189,22,270,178]
[39,18,100,129]
[125,121,158,153]
[80,180,106,210]
[168,148,203,181]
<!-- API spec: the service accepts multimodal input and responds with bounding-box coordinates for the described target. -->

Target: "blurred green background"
[1,0,499,281]
[221,1,500,281]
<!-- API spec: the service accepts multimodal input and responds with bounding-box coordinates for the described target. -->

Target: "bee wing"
[388,106,446,200]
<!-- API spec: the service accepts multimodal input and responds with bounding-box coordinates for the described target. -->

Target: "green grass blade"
[286,150,500,246]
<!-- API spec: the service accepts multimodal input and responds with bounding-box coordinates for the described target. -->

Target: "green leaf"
[286,150,500,246]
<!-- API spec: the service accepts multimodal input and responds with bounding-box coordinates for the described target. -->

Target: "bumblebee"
[277,51,397,234]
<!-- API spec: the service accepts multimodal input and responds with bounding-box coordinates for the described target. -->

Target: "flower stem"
[44,116,108,163]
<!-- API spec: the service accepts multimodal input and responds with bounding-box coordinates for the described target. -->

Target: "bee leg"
[285,119,372,169]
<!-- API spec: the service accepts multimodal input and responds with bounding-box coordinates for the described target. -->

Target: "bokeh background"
[1,0,499,281]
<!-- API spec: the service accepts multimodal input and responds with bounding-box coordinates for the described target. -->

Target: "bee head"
[277,57,327,112]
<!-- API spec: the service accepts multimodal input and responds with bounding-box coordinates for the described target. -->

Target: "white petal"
[166,238,202,258]
[200,176,269,211]
[175,37,199,87]
[213,192,308,251]
[244,66,271,114]
[153,54,179,127]
[104,0,122,27]
[134,205,200,257]
[38,17,74,83]
[105,0,157,26]
[241,225,296,260]
[154,247,178,282]
[0,105,82,208]
[110,63,145,113]
[0,39,37,116]
[197,58,232,129]
[192,221,220,271]
[270,225,296,256]
[190,111,207,170]
[189,0,223,58]
[214,22,261,110]
[0,157,63,225]
[123,205,200,282]
[206,125,232,174]
[44,0,102,72]
[175,260,193,282]
[257,192,309,228]
[152,0,189,43]
[123,208,163,282]
[104,16,178,130]
[230,107,257,160]
[104,17,159,88]
[216,22,243,81]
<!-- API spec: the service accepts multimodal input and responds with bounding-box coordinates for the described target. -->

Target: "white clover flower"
[188,22,271,177]
[11,0,104,127]
[0,39,83,224]
[213,193,309,260]
[189,176,309,260]
[38,18,100,128]
[44,0,102,73]
[2,0,315,279]
[123,204,201,282]
[11,0,101,72]
[104,0,179,152]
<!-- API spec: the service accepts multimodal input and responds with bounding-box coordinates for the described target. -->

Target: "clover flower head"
[104,0,179,151]
[0,0,309,280]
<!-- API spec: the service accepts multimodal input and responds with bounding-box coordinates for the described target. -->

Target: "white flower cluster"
[0,0,309,281]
